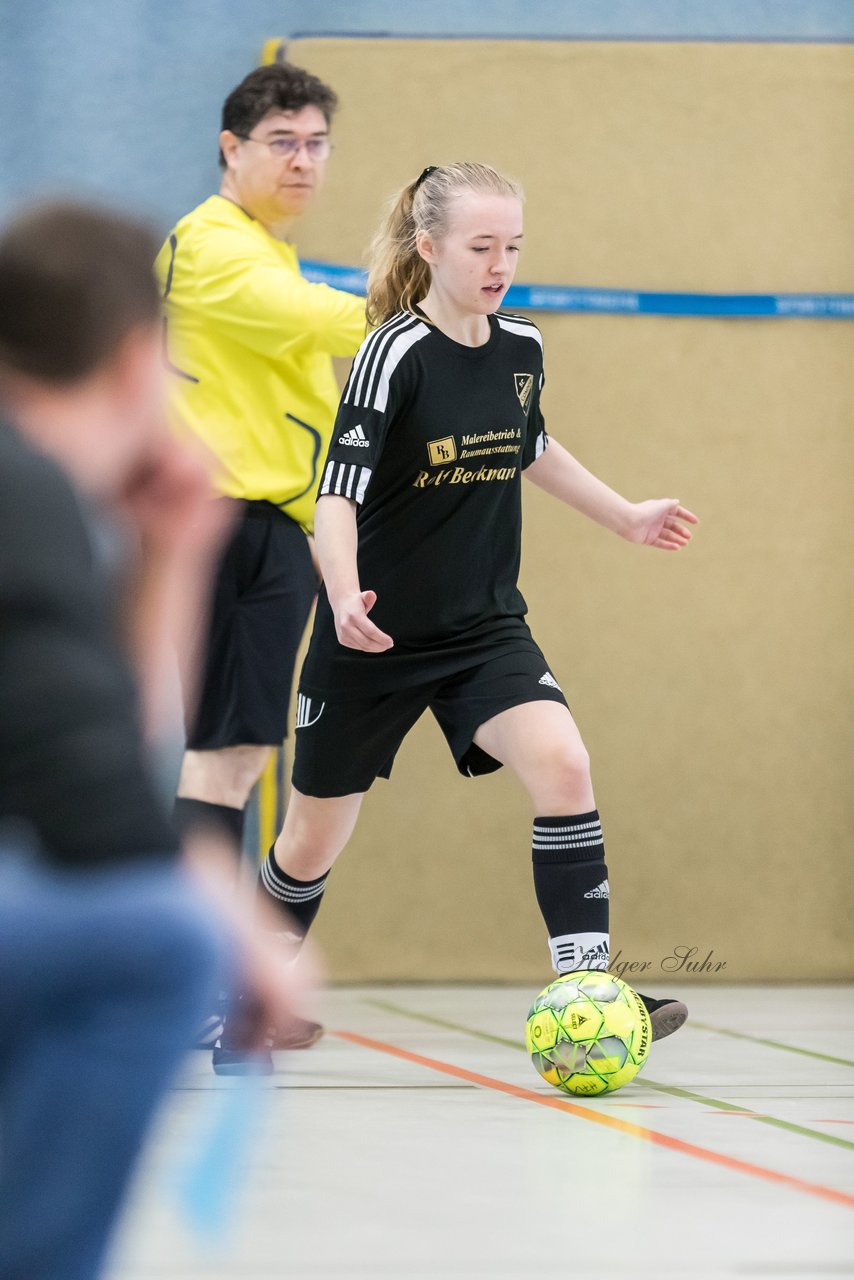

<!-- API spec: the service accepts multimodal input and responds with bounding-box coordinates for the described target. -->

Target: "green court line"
[366,998,854,1154]
[688,1019,854,1070]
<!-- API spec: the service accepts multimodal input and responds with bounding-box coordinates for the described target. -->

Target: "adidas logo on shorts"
[338,424,370,448]
[539,671,561,690]
[295,694,325,729]
[583,879,610,900]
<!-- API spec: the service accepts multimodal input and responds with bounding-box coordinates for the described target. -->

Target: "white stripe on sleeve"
[373,324,430,413]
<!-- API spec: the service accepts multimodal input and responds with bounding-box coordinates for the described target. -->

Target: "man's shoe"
[638,993,689,1042]
[272,1016,324,1050]
[212,991,274,1075]
[211,1041,274,1076]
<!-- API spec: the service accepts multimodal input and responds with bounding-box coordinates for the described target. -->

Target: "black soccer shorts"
[186,500,318,750]
[291,646,569,798]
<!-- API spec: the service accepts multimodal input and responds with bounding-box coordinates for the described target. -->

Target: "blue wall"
[0,1,851,229]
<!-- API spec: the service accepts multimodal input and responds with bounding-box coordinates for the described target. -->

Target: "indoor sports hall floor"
[109,985,854,1280]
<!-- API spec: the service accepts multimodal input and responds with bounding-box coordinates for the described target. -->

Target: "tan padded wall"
[285,39,854,982]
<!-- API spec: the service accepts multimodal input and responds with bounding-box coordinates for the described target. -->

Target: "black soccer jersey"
[300,309,549,695]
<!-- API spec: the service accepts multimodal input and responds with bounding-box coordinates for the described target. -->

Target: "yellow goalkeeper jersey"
[155,194,365,532]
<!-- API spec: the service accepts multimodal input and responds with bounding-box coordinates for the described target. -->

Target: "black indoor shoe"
[638,993,689,1042]
[211,1041,274,1076]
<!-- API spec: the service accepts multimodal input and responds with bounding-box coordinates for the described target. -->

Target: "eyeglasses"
[234,134,333,161]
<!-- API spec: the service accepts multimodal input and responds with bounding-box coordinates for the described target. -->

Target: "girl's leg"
[260,786,365,940]
[472,701,594,815]
[473,701,609,974]
[473,701,688,1040]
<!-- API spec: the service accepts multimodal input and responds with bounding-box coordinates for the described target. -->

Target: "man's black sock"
[532,810,610,973]
[173,797,245,846]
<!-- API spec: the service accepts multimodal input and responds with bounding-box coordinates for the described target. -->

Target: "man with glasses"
[157,64,364,1055]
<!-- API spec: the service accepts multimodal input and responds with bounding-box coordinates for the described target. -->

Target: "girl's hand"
[332,589,394,652]
[623,499,699,550]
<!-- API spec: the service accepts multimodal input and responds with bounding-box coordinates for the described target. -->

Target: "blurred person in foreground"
[156,63,364,1057]
[0,202,307,1280]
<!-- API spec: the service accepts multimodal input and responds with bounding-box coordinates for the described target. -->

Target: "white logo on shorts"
[296,694,325,729]
[539,671,562,690]
[338,425,370,448]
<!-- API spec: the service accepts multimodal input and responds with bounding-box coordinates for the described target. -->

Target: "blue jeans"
[0,850,227,1280]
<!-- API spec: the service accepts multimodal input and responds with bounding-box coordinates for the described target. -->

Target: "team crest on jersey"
[427,436,457,466]
[514,373,534,411]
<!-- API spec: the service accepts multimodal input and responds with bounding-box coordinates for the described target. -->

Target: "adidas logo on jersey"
[584,879,610,900]
[338,424,370,448]
[539,671,561,690]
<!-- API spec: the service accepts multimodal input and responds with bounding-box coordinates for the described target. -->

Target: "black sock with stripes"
[259,845,328,941]
[532,811,610,974]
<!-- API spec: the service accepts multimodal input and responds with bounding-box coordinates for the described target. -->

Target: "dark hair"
[0,202,160,385]
[219,63,338,167]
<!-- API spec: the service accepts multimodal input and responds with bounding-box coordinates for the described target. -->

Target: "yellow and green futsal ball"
[526,970,652,1096]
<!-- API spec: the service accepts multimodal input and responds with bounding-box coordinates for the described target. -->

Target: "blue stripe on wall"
[301,260,854,319]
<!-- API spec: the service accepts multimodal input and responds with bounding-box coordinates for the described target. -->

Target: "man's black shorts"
[291,647,569,798]
[186,501,318,750]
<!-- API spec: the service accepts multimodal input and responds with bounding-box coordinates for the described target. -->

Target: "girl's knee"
[549,741,591,784]
[537,742,593,809]
[275,823,344,880]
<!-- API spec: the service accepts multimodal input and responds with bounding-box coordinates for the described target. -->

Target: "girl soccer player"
[243,162,697,1060]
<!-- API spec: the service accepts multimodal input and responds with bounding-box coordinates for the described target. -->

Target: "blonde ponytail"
[365,162,524,327]
[365,177,430,328]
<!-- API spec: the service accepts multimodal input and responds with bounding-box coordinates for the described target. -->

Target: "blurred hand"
[227,926,320,1051]
[183,837,320,1051]
[118,436,232,565]
[117,438,234,739]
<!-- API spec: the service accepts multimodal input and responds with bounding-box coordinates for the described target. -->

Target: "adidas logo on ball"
[339,424,370,447]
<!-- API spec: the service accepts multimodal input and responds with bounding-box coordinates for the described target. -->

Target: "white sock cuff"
[549,932,610,975]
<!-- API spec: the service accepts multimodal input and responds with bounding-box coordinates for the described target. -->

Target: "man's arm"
[187,227,366,361]
[117,437,232,742]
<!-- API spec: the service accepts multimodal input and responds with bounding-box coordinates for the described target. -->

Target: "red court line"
[610,1103,665,1109]
[332,1029,854,1211]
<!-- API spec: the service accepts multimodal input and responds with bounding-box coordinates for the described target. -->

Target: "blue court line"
[301,260,854,319]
